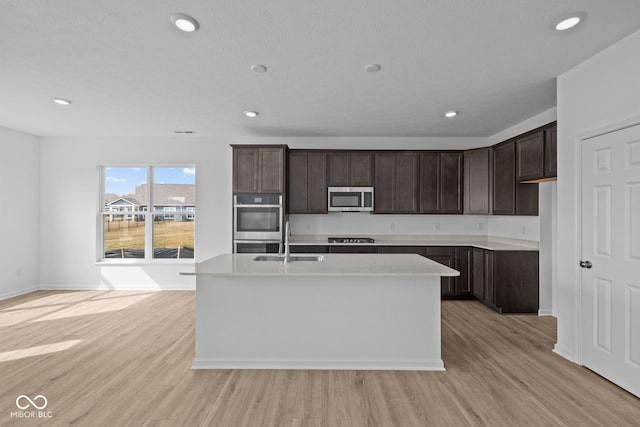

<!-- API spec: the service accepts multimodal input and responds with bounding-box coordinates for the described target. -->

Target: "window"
[100,166,195,261]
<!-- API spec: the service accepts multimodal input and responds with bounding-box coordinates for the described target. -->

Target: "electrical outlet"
[434,223,441,231]
[390,222,395,231]
[521,225,527,235]
[478,222,484,231]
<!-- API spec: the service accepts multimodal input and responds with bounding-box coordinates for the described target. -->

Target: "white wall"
[0,126,40,299]
[38,136,233,290]
[556,29,640,361]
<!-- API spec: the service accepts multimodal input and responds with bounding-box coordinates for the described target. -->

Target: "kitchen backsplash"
[289,213,540,241]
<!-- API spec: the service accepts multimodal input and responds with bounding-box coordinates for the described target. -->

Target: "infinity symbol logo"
[16,395,48,410]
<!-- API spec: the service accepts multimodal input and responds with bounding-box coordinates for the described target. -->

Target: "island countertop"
[189,253,460,277]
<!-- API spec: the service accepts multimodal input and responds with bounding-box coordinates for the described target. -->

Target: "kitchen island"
[187,253,459,371]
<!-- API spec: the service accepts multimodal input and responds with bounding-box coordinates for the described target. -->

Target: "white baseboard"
[553,344,579,364]
[0,286,39,301]
[38,284,195,291]
[538,309,554,316]
[192,358,445,371]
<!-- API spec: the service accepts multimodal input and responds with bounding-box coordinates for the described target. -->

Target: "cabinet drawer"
[425,247,455,256]
[290,245,329,254]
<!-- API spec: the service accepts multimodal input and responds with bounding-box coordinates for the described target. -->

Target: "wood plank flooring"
[0,290,638,426]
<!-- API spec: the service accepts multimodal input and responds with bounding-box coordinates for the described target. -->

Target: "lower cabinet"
[472,248,538,313]
[291,244,538,311]
[377,246,471,299]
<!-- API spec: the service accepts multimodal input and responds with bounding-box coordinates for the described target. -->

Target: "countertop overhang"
[187,253,460,277]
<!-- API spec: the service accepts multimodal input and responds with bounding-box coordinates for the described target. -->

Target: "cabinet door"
[440,153,463,213]
[328,152,350,186]
[464,148,491,214]
[484,250,495,307]
[233,147,258,193]
[395,153,419,213]
[374,152,396,213]
[329,246,377,254]
[492,141,516,215]
[259,148,285,193]
[455,247,472,296]
[425,247,455,297]
[472,248,485,300]
[307,152,327,213]
[544,125,557,178]
[516,132,545,181]
[350,152,373,186]
[419,153,440,213]
[288,151,308,213]
[376,246,424,255]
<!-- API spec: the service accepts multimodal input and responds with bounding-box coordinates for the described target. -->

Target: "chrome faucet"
[283,220,291,263]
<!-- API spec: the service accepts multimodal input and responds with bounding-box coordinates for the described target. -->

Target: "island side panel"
[193,274,443,370]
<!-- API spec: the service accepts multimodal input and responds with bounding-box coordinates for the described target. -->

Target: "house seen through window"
[101,166,195,260]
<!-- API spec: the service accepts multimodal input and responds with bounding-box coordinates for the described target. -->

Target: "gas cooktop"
[327,237,375,244]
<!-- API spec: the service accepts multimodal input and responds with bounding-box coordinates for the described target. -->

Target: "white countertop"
[188,253,460,277]
[289,234,538,251]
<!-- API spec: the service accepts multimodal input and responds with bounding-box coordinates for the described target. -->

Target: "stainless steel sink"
[253,255,324,262]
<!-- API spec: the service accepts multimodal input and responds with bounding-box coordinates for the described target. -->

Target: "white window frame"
[97,165,196,264]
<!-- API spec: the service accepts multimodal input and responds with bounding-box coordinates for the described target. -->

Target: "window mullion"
[146,166,154,261]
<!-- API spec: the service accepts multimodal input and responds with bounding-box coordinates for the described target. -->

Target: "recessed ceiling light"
[53,98,72,105]
[244,110,258,118]
[444,111,458,118]
[553,12,586,31]
[170,13,200,32]
[365,64,381,73]
[174,130,196,134]
[251,64,268,73]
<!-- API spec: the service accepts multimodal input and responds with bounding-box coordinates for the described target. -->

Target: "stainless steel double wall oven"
[233,193,283,253]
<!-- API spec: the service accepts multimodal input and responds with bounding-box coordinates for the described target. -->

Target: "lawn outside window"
[98,165,196,263]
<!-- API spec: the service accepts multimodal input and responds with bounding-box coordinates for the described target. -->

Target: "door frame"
[575,114,640,366]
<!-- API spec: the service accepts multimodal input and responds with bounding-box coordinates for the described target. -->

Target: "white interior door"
[581,123,640,397]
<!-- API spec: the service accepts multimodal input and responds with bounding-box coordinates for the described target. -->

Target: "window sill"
[95,259,196,266]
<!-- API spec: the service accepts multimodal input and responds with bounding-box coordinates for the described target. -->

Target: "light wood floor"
[0,291,638,426]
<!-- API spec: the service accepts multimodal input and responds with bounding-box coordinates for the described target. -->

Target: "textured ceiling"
[1,0,640,138]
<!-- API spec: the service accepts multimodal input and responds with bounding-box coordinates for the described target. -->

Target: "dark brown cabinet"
[287,151,327,214]
[232,145,287,194]
[328,151,373,186]
[419,152,463,214]
[472,248,538,313]
[464,147,492,214]
[516,123,557,182]
[373,152,420,213]
[454,247,472,297]
[492,141,516,215]
[424,247,456,297]
[290,245,329,253]
[292,244,537,309]
[329,246,377,254]
[544,125,557,178]
[492,141,538,216]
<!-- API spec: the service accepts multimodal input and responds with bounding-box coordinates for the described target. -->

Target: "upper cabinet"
[464,147,491,214]
[374,152,420,213]
[232,145,287,194]
[516,122,557,182]
[492,140,539,215]
[328,151,373,186]
[420,152,463,214]
[288,151,327,214]
[544,125,557,178]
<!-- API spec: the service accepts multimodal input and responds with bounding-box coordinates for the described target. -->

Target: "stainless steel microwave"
[327,187,374,212]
